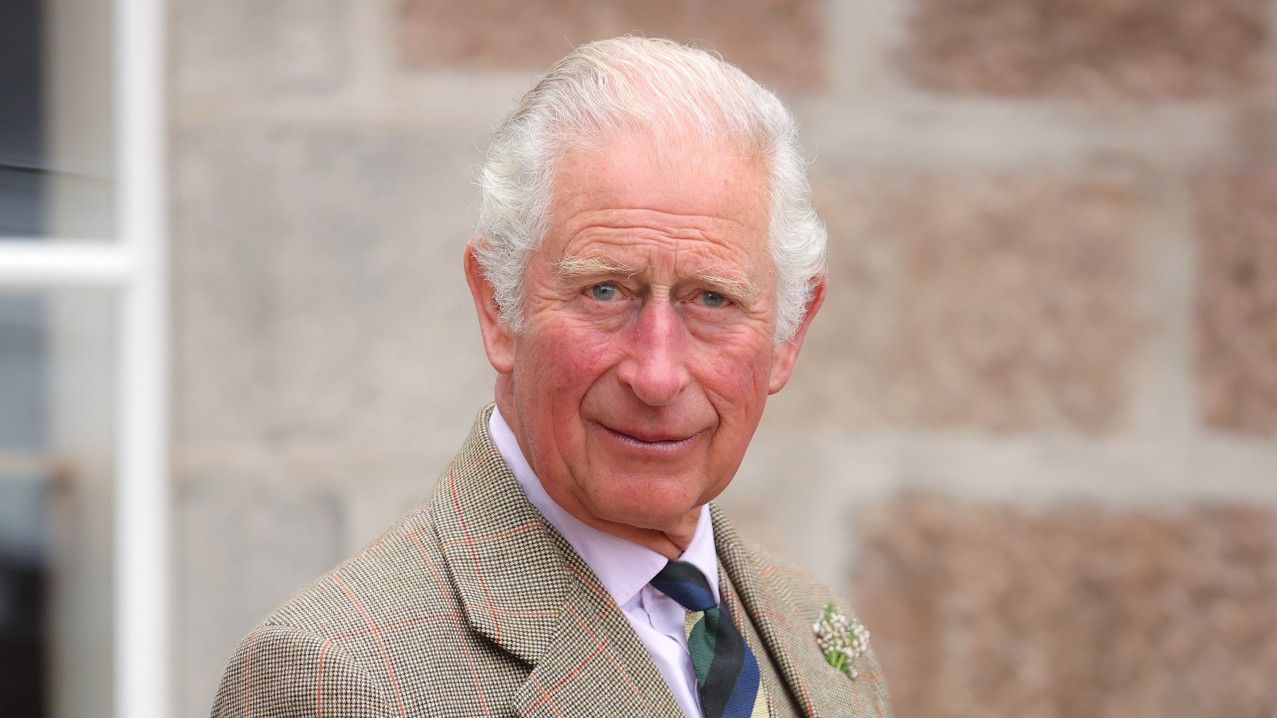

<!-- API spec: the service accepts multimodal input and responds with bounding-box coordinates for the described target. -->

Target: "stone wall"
[169,1,1277,715]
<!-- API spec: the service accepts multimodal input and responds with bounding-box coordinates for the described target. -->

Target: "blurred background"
[2,0,1276,716]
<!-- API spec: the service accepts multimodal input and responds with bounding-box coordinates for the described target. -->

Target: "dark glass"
[0,290,117,718]
[0,0,116,241]
[0,478,50,717]
[0,0,46,236]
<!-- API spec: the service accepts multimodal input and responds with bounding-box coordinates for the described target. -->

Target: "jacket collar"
[431,407,866,717]
[712,504,823,714]
[713,505,892,717]
[429,407,679,716]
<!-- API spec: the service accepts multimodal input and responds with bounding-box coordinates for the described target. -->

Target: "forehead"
[546,133,771,254]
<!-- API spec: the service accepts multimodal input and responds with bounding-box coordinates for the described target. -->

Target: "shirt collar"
[489,406,719,607]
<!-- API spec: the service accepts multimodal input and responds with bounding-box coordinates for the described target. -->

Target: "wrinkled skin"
[465,132,824,558]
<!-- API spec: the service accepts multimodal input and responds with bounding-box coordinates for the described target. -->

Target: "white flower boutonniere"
[813,602,870,679]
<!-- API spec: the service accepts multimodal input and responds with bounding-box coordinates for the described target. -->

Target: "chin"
[583,470,716,530]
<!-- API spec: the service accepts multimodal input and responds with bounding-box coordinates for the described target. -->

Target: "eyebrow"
[556,254,762,305]
[556,255,640,280]
[688,268,761,305]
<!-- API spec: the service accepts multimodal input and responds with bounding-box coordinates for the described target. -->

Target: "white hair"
[473,36,826,343]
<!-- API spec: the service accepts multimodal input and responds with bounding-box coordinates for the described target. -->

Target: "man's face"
[469,132,821,536]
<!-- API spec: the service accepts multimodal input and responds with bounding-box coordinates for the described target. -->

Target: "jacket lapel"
[713,505,888,717]
[511,544,681,717]
[431,408,679,717]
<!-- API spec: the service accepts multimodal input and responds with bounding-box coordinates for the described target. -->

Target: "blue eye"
[699,291,727,308]
[589,283,619,301]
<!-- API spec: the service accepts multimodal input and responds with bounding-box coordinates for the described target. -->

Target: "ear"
[768,274,826,394]
[464,242,516,375]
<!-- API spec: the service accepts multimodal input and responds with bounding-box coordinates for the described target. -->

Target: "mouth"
[594,421,703,451]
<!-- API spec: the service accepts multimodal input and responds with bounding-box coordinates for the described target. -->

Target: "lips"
[595,421,702,447]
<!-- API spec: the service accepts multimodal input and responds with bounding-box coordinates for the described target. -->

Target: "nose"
[616,299,690,407]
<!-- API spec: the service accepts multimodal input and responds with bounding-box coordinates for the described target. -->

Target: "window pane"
[0,289,117,718]
[0,0,115,240]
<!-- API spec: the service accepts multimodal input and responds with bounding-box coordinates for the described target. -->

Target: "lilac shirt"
[489,408,717,718]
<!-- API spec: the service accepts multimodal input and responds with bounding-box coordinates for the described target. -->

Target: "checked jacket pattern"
[210,407,893,717]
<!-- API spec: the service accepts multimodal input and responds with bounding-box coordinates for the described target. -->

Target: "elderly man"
[212,37,891,717]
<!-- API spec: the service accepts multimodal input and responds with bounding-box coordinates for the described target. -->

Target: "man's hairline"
[474,130,791,341]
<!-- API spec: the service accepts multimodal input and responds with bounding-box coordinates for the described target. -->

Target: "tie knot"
[651,560,717,612]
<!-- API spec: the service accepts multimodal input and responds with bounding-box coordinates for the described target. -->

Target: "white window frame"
[0,0,169,715]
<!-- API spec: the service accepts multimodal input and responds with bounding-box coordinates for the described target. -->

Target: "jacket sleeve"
[210,624,396,718]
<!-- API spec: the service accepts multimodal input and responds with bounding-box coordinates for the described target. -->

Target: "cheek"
[517,319,622,396]
[695,337,775,415]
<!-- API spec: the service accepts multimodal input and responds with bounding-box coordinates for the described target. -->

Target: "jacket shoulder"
[211,504,489,716]
[260,503,447,638]
[210,623,394,718]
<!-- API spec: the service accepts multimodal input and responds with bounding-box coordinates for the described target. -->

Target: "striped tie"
[650,561,769,718]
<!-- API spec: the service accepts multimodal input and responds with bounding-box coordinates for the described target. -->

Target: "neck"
[554,496,700,561]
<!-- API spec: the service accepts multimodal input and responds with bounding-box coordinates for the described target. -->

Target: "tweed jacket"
[211,408,892,717]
